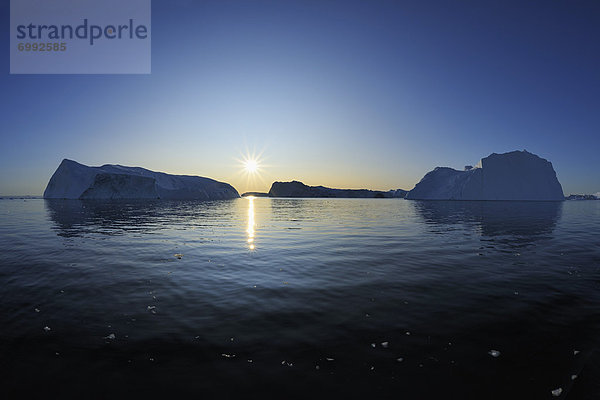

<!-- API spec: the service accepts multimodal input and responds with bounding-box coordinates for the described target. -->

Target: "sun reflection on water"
[246,196,255,250]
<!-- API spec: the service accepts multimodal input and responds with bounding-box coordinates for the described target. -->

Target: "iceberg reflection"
[412,200,563,245]
[44,199,237,238]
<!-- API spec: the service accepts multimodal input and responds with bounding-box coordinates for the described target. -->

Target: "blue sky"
[1,0,599,195]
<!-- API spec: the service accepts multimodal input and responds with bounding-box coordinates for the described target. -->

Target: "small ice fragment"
[405,331,411,336]
[104,333,116,340]
[60,290,64,293]
[315,365,320,370]
[174,253,183,259]
[365,313,370,318]
[34,308,40,313]
[573,350,580,355]
[194,336,200,339]
[371,343,376,348]
[149,358,155,362]
[247,359,253,363]
[281,360,286,365]
[221,354,236,358]
[571,374,577,380]
[147,306,156,310]
[287,362,293,367]
[551,388,562,397]
[488,350,501,357]
[44,326,51,332]
[55,352,59,356]
[230,337,234,342]
[514,291,519,295]
[419,363,423,367]
[381,342,389,348]
[370,366,374,371]
[396,357,403,362]
[326,358,334,361]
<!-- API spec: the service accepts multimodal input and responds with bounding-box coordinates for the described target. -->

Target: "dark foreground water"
[1,198,599,399]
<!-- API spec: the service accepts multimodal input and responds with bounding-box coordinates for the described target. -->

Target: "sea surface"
[1,197,599,399]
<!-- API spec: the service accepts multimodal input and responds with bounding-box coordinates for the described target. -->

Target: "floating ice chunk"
[315,365,320,370]
[551,388,562,397]
[371,343,376,348]
[34,308,40,313]
[571,374,578,380]
[221,354,236,358]
[405,331,411,336]
[326,358,334,361]
[104,333,116,340]
[396,357,404,362]
[381,342,389,348]
[44,326,51,332]
[147,305,157,314]
[247,359,253,363]
[488,350,501,357]
[573,350,580,355]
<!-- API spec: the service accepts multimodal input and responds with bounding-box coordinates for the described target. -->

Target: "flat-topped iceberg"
[268,181,406,198]
[405,150,564,201]
[44,159,240,200]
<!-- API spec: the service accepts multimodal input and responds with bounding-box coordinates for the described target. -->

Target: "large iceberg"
[43,159,240,200]
[405,150,564,201]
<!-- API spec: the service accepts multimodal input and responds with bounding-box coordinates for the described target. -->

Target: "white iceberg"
[43,159,239,200]
[405,150,564,201]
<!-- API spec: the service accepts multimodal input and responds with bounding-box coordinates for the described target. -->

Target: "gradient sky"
[1,0,599,195]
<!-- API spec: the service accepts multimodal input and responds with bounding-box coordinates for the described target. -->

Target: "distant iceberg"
[268,181,407,198]
[405,150,564,201]
[43,159,239,200]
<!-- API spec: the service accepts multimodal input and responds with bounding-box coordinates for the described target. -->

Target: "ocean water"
[1,197,599,399]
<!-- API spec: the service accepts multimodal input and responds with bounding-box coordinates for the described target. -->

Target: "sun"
[235,149,270,192]
[245,159,259,174]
